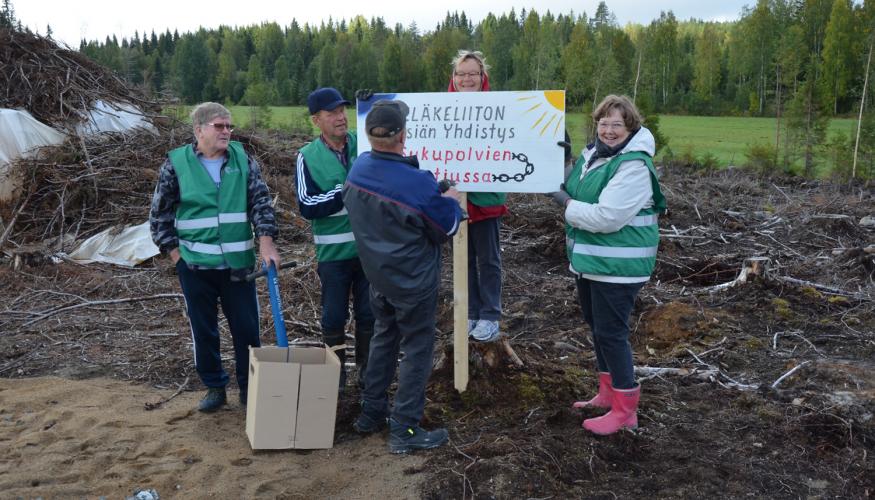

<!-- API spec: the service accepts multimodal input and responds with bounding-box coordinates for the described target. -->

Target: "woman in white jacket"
[552,95,666,435]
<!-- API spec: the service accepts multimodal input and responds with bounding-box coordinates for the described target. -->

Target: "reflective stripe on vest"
[329,207,349,217]
[175,212,248,230]
[179,238,255,255]
[572,243,658,259]
[628,214,659,227]
[313,232,355,245]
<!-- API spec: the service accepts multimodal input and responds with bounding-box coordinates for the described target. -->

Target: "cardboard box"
[245,345,340,450]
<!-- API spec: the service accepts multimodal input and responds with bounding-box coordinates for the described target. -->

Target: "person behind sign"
[342,99,464,453]
[296,87,375,392]
[149,102,280,413]
[448,49,506,343]
[550,95,666,435]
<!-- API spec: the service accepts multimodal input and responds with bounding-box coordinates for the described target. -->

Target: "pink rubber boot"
[582,385,640,435]
[572,372,612,410]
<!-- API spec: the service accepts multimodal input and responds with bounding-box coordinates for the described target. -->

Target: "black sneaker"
[353,411,387,434]
[198,387,227,413]
[388,418,448,454]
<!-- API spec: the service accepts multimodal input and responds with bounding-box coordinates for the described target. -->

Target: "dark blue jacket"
[342,150,463,299]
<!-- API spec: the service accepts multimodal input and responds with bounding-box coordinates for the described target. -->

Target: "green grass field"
[655,115,855,164]
[169,105,858,174]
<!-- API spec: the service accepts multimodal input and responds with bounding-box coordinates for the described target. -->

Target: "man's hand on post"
[442,186,462,204]
[258,236,281,269]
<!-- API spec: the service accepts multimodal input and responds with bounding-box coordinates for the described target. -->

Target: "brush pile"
[0,28,158,130]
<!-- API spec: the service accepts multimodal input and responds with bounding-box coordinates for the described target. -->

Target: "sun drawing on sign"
[518,91,565,138]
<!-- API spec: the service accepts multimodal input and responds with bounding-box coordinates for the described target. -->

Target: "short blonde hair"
[190,102,231,133]
[592,95,642,131]
[450,49,490,76]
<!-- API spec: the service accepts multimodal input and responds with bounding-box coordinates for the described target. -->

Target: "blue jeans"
[468,217,502,322]
[176,261,261,391]
[317,258,375,376]
[360,287,437,427]
[316,258,375,335]
[576,277,644,390]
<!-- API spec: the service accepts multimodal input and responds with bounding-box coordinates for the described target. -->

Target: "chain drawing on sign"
[492,152,534,182]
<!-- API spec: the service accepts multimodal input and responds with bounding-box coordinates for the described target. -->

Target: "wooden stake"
[453,193,469,393]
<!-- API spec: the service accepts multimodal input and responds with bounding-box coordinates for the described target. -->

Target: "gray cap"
[365,100,409,138]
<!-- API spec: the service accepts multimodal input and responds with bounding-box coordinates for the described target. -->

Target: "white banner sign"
[356,91,565,193]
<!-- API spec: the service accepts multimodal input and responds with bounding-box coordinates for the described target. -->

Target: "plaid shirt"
[149,143,278,255]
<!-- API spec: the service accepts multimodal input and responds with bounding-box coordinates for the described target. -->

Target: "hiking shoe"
[353,411,387,434]
[470,320,500,342]
[388,418,449,454]
[198,387,227,413]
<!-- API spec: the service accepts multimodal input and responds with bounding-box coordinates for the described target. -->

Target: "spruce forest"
[64,0,875,177]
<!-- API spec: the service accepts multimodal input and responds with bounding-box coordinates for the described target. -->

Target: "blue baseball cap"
[307,87,351,114]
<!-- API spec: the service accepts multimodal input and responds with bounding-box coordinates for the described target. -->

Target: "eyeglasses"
[206,122,234,132]
[454,71,482,79]
[597,121,626,131]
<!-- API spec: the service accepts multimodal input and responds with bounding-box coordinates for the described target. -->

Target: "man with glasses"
[150,102,280,413]
[296,87,374,392]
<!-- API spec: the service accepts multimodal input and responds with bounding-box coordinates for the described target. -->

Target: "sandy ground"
[0,377,426,499]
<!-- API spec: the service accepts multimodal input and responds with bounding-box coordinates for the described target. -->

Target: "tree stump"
[708,256,771,293]
[433,335,524,376]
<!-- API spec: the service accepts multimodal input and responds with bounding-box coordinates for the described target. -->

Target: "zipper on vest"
[217,161,227,267]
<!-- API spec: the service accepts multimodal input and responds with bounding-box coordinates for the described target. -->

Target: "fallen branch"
[774,275,868,300]
[500,338,525,368]
[23,293,184,327]
[635,366,719,379]
[0,190,33,251]
[771,361,811,389]
[635,364,759,391]
[144,375,190,411]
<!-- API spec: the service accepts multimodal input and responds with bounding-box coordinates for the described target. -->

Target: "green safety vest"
[170,141,255,270]
[565,151,666,279]
[300,134,358,262]
[468,191,507,207]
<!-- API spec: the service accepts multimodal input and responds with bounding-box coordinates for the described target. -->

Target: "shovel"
[244,261,297,347]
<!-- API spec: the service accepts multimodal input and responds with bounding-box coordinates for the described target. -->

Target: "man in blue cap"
[295,87,374,391]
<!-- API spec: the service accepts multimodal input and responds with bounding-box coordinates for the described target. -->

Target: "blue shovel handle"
[265,262,288,347]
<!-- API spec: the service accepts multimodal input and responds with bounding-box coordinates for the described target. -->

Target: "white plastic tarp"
[67,221,160,267]
[0,108,67,202]
[76,100,156,135]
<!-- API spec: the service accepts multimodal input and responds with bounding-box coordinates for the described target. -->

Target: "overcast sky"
[18,0,755,48]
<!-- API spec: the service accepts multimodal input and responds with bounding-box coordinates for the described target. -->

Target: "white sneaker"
[467,320,477,334]
[470,320,500,342]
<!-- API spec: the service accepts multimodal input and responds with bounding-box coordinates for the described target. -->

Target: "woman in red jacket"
[448,50,506,343]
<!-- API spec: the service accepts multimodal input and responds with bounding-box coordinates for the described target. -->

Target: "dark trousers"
[176,261,261,391]
[467,217,502,322]
[360,287,437,427]
[576,277,644,390]
[317,258,375,369]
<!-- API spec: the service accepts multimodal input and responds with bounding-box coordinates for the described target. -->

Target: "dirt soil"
[2,151,874,498]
